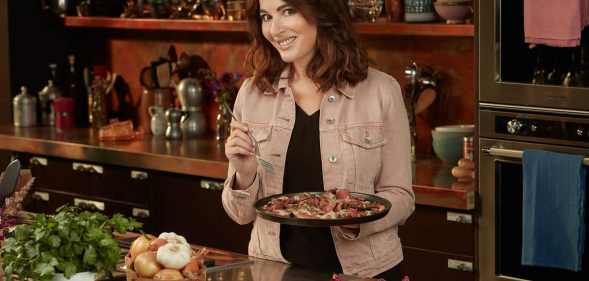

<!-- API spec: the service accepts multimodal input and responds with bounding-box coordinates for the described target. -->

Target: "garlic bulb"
[158,232,189,246]
[156,243,192,269]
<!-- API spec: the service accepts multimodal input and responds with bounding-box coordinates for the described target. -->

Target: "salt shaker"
[165,108,183,140]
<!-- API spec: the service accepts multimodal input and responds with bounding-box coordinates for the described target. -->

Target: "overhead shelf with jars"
[62,16,474,37]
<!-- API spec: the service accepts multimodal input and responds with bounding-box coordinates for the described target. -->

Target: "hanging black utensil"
[0,159,21,208]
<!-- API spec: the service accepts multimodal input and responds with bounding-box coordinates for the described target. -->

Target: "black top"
[280,104,341,272]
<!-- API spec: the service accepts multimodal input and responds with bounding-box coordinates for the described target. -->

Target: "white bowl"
[434,124,474,133]
[52,272,96,281]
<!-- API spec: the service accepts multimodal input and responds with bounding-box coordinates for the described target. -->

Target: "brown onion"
[154,269,184,280]
[130,234,155,260]
[134,251,162,278]
[182,258,203,280]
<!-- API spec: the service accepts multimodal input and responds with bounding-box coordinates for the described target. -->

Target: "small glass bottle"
[463,137,474,161]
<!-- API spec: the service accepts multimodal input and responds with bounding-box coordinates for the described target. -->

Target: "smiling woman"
[259,0,318,71]
[221,1,415,280]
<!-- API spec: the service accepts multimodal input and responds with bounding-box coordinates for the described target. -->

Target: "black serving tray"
[254,192,392,227]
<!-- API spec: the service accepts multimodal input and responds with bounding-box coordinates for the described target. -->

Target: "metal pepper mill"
[13,86,37,127]
[38,80,62,126]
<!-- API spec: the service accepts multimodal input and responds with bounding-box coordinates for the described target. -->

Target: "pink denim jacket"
[222,67,415,277]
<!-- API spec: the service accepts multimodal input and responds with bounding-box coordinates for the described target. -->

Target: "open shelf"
[63,16,475,37]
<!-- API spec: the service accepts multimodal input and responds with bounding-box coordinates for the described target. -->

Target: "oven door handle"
[483,147,589,166]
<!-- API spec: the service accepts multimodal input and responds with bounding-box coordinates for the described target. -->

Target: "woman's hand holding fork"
[225,120,258,189]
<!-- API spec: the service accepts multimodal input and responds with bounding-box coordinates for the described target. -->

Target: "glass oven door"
[478,0,589,111]
[479,138,589,281]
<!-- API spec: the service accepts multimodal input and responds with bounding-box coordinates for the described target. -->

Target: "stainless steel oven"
[479,0,589,111]
[478,108,589,281]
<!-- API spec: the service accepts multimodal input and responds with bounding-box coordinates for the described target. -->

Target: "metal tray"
[254,192,392,227]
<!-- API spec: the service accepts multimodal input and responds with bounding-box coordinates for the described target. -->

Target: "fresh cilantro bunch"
[1,205,142,281]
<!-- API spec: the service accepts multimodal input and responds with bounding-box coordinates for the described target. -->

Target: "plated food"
[255,189,391,227]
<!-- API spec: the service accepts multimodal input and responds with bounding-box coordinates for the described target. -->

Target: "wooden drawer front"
[24,190,72,214]
[26,156,99,196]
[155,174,252,254]
[399,206,474,256]
[401,247,475,281]
[107,201,157,234]
[96,165,151,205]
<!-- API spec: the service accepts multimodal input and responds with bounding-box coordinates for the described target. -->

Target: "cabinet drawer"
[155,174,252,254]
[25,191,156,233]
[401,247,475,281]
[107,201,157,234]
[25,156,99,196]
[24,154,151,205]
[24,190,71,214]
[96,165,151,205]
[399,206,474,256]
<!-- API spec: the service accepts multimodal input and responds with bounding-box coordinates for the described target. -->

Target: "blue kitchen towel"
[521,149,586,271]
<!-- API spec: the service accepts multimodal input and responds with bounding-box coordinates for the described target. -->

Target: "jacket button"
[364,136,371,144]
[327,95,337,102]
[327,118,335,124]
[328,155,337,163]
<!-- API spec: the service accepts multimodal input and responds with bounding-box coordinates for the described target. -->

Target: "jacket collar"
[270,66,356,99]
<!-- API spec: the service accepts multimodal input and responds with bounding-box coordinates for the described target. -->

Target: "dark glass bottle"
[64,54,88,127]
[532,46,547,84]
[562,48,579,87]
[576,42,589,87]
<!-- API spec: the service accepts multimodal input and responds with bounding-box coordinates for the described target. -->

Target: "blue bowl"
[431,129,473,164]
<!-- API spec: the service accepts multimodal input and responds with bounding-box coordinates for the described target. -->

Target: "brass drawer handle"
[74,198,105,211]
[29,157,48,166]
[72,162,104,174]
[447,212,472,224]
[132,208,150,219]
[448,259,473,272]
[200,179,224,191]
[32,191,50,202]
[131,170,149,180]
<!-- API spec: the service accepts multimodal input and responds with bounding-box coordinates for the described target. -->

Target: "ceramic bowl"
[434,124,474,133]
[434,1,472,24]
[431,126,474,164]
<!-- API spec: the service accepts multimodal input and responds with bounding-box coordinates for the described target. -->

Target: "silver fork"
[222,102,274,174]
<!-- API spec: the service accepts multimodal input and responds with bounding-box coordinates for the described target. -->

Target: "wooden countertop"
[0,126,475,210]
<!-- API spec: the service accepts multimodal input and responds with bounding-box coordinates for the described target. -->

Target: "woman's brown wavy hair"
[245,0,369,93]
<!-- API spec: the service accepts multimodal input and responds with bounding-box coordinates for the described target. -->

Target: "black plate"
[254,192,392,227]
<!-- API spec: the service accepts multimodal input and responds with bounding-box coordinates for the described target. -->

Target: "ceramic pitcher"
[148,106,167,137]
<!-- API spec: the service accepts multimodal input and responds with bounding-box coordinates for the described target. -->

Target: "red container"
[54,97,75,129]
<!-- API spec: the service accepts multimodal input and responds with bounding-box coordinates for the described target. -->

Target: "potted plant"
[0,205,142,281]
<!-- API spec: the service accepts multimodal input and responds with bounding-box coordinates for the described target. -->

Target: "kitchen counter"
[114,234,382,281]
[0,126,475,210]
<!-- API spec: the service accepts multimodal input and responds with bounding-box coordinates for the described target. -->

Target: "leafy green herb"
[1,205,142,281]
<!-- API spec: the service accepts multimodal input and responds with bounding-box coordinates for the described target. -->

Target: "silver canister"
[38,80,62,126]
[13,86,37,127]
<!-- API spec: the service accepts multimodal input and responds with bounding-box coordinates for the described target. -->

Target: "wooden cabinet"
[13,152,251,254]
[8,150,477,276]
[153,172,252,254]
[399,205,476,281]
[16,153,157,234]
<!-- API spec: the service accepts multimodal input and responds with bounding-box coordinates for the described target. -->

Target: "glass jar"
[404,0,435,22]
[386,0,404,22]
[348,0,384,23]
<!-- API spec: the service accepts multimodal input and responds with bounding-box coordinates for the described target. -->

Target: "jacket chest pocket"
[340,125,386,192]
